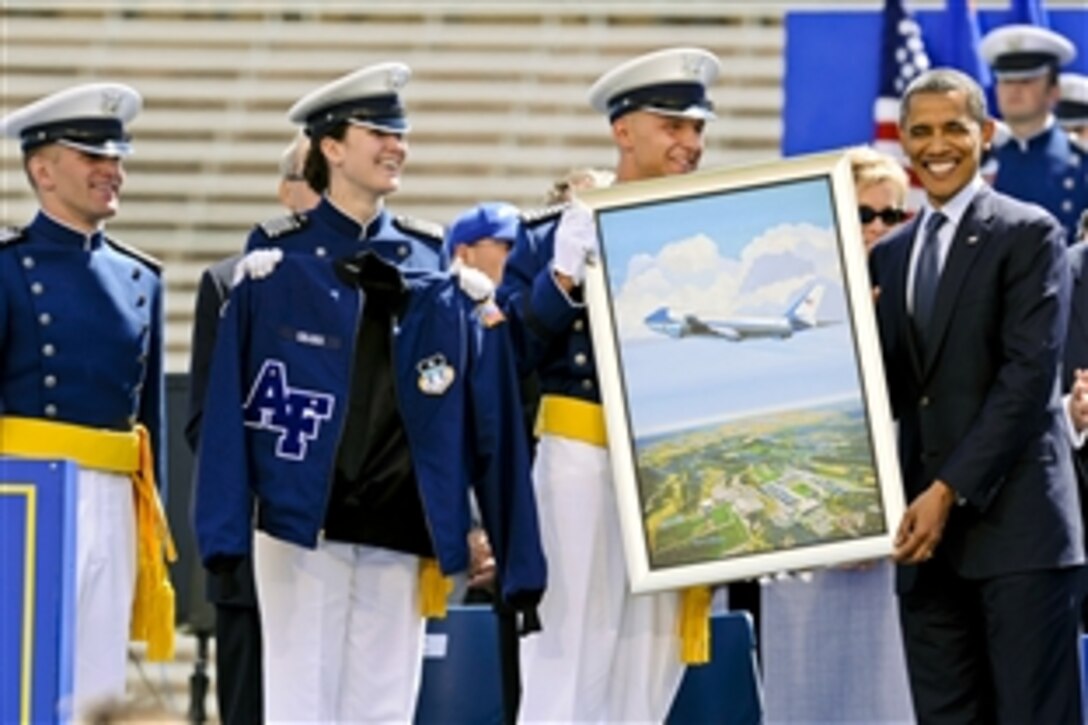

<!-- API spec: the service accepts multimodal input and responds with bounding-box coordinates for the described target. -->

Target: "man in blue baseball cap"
[0,82,173,715]
[445,201,520,285]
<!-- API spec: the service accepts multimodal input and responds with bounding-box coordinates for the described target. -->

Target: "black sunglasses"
[859,205,908,226]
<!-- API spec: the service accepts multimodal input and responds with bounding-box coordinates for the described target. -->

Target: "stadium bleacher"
[1,2,785,371]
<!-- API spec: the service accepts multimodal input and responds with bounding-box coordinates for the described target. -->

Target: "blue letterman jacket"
[192,253,546,605]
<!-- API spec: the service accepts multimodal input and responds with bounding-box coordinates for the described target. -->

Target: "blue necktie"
[912,211,947,354]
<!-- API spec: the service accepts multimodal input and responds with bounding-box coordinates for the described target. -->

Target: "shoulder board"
[0,226,25,246]
[105,236,162,273]
[259,212,308,240]
[393,215,444,245]
[520,203,567,226]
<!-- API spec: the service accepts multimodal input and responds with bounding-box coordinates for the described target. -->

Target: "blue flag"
[1009,0,1050,27]
[939,0,992,88]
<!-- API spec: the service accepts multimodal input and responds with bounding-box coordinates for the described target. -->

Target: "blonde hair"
[278,131,310,180]
[545,167,615,205]
[845,146,908,204]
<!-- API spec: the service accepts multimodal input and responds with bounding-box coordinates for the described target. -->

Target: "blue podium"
[0,458,78,725]
[414,607,763,724]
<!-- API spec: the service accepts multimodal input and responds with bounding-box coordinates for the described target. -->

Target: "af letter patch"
[243,359,335,460]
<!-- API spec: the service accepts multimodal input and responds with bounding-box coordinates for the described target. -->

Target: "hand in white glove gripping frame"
[552,200,598,286]
[231,248,284,287]
[450,258,496,302]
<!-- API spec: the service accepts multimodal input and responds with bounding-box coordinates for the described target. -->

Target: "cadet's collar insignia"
[417,353,455,395]
[475,299,506,328]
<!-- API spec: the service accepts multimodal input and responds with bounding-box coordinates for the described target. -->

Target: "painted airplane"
[644,282,833,341]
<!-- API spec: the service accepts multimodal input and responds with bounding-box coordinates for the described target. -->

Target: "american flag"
[873,0,930,200]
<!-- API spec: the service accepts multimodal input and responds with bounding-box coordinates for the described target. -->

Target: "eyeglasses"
[859,205,908,226]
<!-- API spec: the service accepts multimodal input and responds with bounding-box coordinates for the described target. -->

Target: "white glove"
[450,258,495,302]
[552,201,598,285]
[231,248,283,286]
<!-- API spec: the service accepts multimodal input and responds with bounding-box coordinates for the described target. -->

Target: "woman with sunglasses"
[847,146,911,253]
[761,143,916,723]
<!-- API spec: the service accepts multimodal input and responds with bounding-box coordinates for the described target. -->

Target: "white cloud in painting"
[612,223,848,338]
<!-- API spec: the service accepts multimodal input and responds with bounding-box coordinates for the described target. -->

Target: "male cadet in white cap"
[0,83,174,713]
[499,47,721,723]
[981,24,1087,242]
[1057,73,1088,145]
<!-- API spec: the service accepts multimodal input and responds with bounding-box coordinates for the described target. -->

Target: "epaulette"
[105,235,162,273]
[520,203,567,226]
[0,226,25,246]
[393,214,444,246]
[259,212,308,240]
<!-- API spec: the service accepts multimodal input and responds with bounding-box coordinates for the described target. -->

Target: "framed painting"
[580,151,905,593]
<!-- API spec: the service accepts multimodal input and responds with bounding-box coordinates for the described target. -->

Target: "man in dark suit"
[1063,224,1088,629]
[869,68,1085,723]
[184,133,319,724]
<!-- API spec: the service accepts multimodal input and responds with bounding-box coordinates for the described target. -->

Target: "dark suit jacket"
[186,254,256,606]
[870,186,1084,590]
[1063,243,1088,518]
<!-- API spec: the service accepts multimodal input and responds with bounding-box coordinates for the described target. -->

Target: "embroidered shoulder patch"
[393,215,444,244]
[259,212,308,239]
[105,236,162,273]
[520,203,567,227]
[0,226,25,246]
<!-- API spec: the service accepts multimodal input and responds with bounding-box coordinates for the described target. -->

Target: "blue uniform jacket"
[994,123,1088,244]
[497,205,601,403]
[192,253,546,605]
[246,196,447,271]
[0,211,165,484]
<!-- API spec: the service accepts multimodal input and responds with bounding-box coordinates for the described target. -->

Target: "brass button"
[315,246,327,258]
[573,319,585,332]
[44,403,57,417]
[581,379,594,391]
[39,312,51,326]
[574,353,587,366]
[920,396,929,407]
[31,281,44,295]
[43,374,57,388]
[42,343,55,357]
[21,256,34,269]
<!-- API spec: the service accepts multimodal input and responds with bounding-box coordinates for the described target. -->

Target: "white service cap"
[1,82,142,157]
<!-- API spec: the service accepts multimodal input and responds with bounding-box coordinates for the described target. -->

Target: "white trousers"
[253,533,426,724]
[519,435,684,724]
[71,469,136,715]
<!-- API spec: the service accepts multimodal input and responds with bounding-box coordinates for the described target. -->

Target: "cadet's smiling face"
[899,89,994,207]
[613,111,705,181]
[29,144,124,233]
[324,124,406,199]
